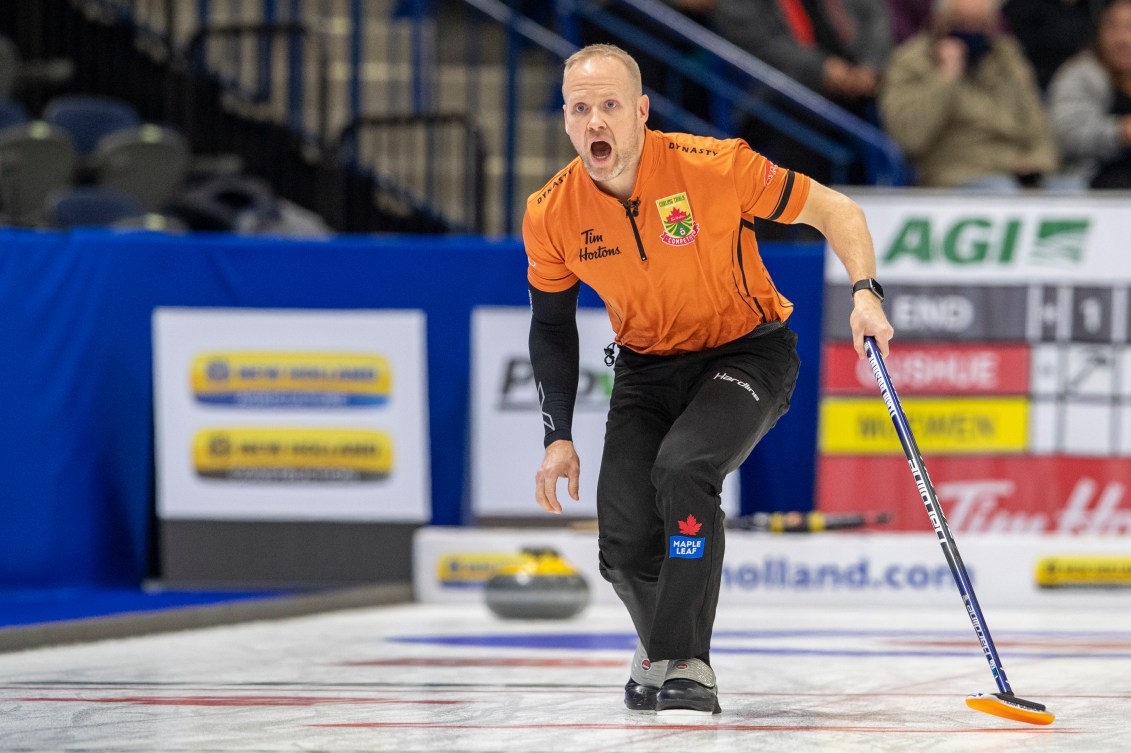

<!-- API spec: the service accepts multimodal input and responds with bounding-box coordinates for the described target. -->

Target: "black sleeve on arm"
[528,282,580,447]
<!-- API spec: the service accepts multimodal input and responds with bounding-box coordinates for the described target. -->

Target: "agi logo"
[669,514,706,559]
[883,217,1089,267]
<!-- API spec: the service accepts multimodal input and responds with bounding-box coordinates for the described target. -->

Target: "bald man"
[523,44,893,715]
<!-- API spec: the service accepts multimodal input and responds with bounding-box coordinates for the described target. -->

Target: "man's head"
[1099,0,1131,76]
[561,44,649,196]
[932,0,999,33]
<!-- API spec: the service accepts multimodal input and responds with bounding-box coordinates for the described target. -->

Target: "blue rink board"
[0,588,282,630]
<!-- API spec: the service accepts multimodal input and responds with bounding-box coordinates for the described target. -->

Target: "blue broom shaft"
[863,337,1012,695]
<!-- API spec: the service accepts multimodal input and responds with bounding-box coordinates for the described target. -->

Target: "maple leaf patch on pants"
[669,535,705,559]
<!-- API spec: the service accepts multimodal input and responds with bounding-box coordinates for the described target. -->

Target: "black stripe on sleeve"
[766,170,796,221]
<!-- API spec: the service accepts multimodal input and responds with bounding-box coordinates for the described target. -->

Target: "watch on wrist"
[851,278,884,303]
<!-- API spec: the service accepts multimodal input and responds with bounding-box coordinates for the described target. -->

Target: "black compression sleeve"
[528,282,580,446]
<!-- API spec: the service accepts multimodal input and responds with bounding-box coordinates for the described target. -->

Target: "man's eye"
[605,101,617,109]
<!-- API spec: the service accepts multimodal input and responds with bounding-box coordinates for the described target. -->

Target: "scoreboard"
[817,193,1131,534]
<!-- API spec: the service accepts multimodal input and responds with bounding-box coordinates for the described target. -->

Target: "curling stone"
[484,548,590,620]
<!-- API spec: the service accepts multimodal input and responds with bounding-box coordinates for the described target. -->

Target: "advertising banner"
[470,306,738,518]
[414,527,1131,609]
[154,308,430,522]
[821,342,1031,396]
[818,194,1131,531]
[819,456,1131,534]
[826,193,1131,284]
[820,397,1030,454]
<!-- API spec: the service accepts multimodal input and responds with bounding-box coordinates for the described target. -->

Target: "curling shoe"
[655,658,722,715]
[624,641,667,711]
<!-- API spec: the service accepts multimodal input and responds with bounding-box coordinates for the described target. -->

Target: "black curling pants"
[596,324,800,662]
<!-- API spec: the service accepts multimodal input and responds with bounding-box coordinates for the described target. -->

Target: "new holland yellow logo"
[192,427,393,481]
[1035,556,1131,588]
[436,553,528,588]
[191,352,391,407]
[656,192,700,246]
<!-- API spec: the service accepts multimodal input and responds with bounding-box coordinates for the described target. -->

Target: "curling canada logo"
[656,192,700,246]
[670,514,706,559]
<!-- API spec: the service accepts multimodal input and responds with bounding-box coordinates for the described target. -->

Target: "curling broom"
[863,336,1054,726]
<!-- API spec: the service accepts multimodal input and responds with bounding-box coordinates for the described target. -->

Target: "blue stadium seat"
[45,186,144,228]
[90,124,191,211]
[0,121,77,225]
[42,94,141,156]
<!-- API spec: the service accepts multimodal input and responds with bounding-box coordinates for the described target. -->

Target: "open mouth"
[590,140,612,161]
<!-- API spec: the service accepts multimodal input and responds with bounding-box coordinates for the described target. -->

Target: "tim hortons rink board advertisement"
[153,308,430,522]
[470,306,738,518]
[820,193,1131,534]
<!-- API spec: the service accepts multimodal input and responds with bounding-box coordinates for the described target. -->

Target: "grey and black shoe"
[655,658,722,715]
[623,641,668,712]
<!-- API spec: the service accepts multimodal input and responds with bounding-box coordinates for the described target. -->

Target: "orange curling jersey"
[523,129,811,356]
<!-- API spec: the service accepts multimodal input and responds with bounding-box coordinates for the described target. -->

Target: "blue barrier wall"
[0,230,824,587]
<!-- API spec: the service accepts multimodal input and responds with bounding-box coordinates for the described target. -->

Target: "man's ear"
[638,94,650,125]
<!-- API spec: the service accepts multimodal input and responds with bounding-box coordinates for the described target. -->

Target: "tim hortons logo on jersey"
[941,478,1130,534]
[656,192,700,246]
[578,228,622,262]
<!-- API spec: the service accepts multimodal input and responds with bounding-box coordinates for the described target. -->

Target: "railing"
[391,0,905,235]
[556,0,907,187]
[21,0,483,232]
[23,0,906,235]
[337,112,486,233]
[183,21,327,144]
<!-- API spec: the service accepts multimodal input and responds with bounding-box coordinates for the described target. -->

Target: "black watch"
[851,278,884,303]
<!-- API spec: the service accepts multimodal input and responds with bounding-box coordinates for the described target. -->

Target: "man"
[879,0,1058,189]
[1048,0,1131,188]
[523,44,893,716]
[713,0,892,106]
[712,0,892,183]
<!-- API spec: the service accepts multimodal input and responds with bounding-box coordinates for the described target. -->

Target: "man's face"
[1101,3,1131,74]
[562,56,648,186]
[942,0,996,32]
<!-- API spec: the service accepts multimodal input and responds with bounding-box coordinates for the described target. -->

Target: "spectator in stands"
[713,0,893,112]
[879,0,1058,190]
[886,0,934,43]
[1002,0,1099,92]
[712,0,892,188]
[1048,0,1131,188]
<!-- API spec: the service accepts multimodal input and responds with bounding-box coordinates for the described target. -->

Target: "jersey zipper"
[622,199,647,261]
